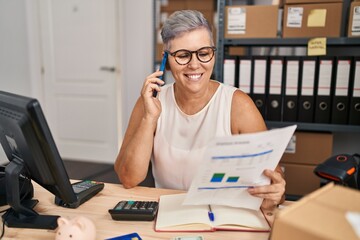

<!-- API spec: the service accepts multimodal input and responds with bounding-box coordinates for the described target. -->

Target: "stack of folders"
[223,56,360,125]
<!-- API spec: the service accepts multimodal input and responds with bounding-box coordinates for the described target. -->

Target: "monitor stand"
[2,158,59,229]
[2,199,59,229]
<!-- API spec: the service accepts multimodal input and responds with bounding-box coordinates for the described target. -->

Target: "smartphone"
[153,51,168,97]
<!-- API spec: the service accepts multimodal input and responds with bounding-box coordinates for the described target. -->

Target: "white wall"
[119,1,153,132]
[0,0,153,135]
[0,0,359,162]
[0,0,31,96]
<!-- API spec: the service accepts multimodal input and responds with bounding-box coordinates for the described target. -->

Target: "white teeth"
[187,74,201,79]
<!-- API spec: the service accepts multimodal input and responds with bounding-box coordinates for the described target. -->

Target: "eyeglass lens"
[172,47,215,65]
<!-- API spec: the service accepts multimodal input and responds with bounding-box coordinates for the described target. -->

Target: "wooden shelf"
[222,37,360,47]
[266,121,360,133]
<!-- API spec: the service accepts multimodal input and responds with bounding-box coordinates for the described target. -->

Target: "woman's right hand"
[140,70,165,120]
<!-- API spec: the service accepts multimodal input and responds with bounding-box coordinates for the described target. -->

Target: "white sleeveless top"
[152,82,237,190]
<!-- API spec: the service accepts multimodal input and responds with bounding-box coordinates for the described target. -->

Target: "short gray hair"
[161,10,213,51]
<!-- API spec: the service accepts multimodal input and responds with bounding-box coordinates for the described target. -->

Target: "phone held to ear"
[153,52,168,97]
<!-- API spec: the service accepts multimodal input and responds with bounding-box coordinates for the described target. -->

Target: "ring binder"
[238,57,252,96]
[251,57,268,119]
[266,57,284,121]
[223,58,236,87]
[314,57,333,124]
[298,57,316,123]
[283,57,300,122]
[331,57,351,124]
[349,58,360,125]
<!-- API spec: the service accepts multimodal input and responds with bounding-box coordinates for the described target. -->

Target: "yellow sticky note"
[308,38,326,56]
[307,9,327,27]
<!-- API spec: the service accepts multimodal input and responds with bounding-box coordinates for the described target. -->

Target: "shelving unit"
[215,0,360,133]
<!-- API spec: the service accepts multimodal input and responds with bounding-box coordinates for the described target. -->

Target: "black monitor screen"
[0,91,77,229]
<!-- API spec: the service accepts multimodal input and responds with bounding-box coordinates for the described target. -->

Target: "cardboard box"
[186,0,214,11]
[271,183,360,240]
[284,0,342,3]
[281,163,320,196]
[161,0,215,15]
[228,47,246,56]
[281,131,333,165]
[156,43,163,62]
[348,1,360,37]
[200,10,214,27]
[282,3,343,38]
[225,5,279,38]
[160,0,186,12]
[159,10,214,30]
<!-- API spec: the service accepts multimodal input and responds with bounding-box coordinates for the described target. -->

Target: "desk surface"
[0,181,280,240]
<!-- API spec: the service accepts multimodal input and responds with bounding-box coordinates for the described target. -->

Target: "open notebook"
[155,193,270,232]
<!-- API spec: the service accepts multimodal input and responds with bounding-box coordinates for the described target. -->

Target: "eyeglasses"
[166,46,216,65]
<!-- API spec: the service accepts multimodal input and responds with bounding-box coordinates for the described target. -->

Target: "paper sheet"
[183,125,297,210]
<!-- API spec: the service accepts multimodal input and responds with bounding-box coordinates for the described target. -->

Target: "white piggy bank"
[55,216,96,240]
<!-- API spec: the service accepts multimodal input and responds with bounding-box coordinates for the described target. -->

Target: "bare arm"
[230,90,267,134]
[230,90,286,209]
[114,70,164,188]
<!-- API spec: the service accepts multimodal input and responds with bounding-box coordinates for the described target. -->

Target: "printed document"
[183,125,297,210]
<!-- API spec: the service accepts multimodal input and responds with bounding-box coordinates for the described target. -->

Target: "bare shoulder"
[231,89,267,134]
[231,89,260,115]
[232,89,255,107]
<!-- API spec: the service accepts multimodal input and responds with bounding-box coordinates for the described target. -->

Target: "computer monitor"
[0,91,78,229]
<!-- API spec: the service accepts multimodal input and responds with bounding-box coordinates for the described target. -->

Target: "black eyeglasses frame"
[165,46,217,65]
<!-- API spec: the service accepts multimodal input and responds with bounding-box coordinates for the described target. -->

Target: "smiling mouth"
[185,73,203,80]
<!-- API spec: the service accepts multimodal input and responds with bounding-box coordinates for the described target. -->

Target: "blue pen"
[153,51,168,97]
[208,205,214,222]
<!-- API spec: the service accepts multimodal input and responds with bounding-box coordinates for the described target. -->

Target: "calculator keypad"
[109,200,159,221]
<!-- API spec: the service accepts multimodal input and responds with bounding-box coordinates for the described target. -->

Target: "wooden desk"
[0,181,280,240]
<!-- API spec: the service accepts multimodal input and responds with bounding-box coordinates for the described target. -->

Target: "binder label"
[254,60,266,94]
[318,60,332,96]
[335,60,351,96]
[223,59,235,87]
[354,61,360,97]
[239,60,251,94]
[301,61,316,96]
[269,60,283,95]
[286,61,299,95]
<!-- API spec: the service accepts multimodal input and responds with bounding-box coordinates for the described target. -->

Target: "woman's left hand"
[247,169,285,210]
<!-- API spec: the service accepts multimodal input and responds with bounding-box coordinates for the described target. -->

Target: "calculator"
[108,200,159,221]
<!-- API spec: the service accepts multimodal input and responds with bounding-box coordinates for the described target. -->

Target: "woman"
[114,10,285,210]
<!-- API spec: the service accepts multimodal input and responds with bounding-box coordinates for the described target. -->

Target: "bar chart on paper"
[184,125,297,209]
[198,149,273,190]
[210,173,240,183]
[211,174,240,183]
